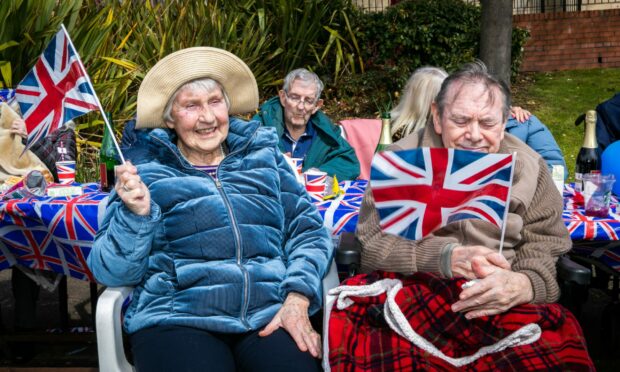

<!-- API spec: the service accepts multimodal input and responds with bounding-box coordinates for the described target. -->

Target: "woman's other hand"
[115,160,151,216]
[10,119,28,139]
[509,106,531,123]
[259,292,321,358]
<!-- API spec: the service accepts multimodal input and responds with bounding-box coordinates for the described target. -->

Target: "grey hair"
[434,60,511,122]
[163,78,231,123]
[282,68,324,100]
[390,66,448,138]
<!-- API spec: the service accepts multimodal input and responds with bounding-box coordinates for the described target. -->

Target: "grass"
[512,68,620,181]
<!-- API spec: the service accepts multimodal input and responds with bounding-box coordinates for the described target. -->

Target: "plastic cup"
[290,158,303,176]
[304,169,328,199]
[583,173,615,217]
[56,160,76,184]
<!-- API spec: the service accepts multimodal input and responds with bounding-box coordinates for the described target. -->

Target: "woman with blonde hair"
[390,66,448,141]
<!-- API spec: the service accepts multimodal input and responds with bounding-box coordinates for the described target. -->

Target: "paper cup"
[290,158,304,176]
[56,160,76,184]
[304,169,327,200]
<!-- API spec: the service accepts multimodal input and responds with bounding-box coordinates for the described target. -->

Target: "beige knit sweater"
[356,125,571,303]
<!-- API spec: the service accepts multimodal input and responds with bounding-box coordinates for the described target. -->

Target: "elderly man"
[357,61,571,317]
[253,68,360,180]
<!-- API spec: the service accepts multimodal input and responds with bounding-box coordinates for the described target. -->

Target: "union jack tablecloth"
[0,183,108,281]
[316,180,367,236]
[563,183,620,272]
[563,183,620,241]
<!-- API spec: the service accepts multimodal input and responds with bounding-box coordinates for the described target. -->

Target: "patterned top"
[193,165,218,179]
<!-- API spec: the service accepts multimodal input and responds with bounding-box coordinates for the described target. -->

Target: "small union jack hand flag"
[15,26,98,150]
[370,147,515,240]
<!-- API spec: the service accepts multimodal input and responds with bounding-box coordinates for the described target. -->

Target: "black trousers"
[130,324,321,372]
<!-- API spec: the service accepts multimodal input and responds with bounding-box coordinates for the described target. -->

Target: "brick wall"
[514,9,620,72]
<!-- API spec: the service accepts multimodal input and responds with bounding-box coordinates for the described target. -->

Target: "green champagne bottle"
[375,112,393,153]
[99,113,118,192]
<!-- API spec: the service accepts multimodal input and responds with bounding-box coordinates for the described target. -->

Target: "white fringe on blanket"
[328,278,541,368]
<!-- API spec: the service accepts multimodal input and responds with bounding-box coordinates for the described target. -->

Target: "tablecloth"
[0,183,108,281]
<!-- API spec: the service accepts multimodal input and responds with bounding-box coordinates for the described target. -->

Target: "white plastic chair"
[95,260,340,372]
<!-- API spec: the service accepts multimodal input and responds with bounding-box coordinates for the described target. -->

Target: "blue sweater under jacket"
[87,118,333,334]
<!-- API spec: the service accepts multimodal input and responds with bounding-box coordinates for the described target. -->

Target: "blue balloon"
[602,140,620,195]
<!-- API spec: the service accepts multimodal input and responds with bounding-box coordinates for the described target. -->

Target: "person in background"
[253,68,360,180]
[87,47,332,371]
[390,66,566,172]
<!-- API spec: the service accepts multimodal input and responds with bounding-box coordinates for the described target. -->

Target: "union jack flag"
[316,180,367,236]
[371,148,515,240]
[15,26,98,149]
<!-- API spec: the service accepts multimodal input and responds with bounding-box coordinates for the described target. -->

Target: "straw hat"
[136,47,259,129]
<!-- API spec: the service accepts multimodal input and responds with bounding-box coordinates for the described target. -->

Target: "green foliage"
[511,27,530,80]
[0,0,82,88]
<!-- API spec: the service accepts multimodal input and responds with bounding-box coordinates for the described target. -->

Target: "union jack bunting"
[15,26,98,149]
[371,148,514,240]
[0,184,106,281]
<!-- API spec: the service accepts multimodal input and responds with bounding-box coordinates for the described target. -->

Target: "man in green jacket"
[253,68,360,180]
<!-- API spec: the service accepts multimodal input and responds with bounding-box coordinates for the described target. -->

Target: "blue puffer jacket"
[505,115,566,172]
[87,118,333,334]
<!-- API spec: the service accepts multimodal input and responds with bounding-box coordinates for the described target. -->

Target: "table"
[563,183,620,272]
[0,183,108,281]
[0,181,367,281]
[4,180,618,278]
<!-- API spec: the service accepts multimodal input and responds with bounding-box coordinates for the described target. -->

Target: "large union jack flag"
[371,148,515,240]
[15,26,98,149]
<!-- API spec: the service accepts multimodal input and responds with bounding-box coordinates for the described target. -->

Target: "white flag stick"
[61,24,126,164]
[498,152,517,255]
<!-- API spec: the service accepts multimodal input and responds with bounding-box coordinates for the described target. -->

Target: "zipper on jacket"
[215,177,251,330]
[150,124,262,330]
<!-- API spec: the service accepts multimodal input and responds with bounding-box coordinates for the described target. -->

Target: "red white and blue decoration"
[0,184,106,281]
[15,26,98,150]
[371,148,514,240]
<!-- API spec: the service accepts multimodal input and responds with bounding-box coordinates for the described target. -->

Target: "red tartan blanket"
[328,271,594,372]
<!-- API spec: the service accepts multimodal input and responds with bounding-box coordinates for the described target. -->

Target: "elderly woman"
[87,47,332,371]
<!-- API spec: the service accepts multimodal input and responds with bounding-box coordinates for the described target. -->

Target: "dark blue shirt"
[280,121,316,159]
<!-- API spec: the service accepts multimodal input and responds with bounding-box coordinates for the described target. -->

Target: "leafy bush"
[329,0,530,118]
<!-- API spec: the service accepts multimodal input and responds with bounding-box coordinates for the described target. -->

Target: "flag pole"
[498,152,517,255]
[60,24,126,164]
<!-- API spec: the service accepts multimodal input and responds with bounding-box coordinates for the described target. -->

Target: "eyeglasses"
[284,91,318,109]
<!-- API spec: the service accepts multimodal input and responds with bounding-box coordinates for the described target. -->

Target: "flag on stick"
[370,148,516,249]
[15,27,99,149]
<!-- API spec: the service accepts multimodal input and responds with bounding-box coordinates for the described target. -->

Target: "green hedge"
[329,0,530,118]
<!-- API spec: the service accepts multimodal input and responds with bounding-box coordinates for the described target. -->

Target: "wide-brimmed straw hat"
[136,47,258,129]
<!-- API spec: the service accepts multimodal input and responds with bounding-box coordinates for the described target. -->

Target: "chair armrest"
[557,255,591,286]
[336,232,361,266]
[96,286,135,372]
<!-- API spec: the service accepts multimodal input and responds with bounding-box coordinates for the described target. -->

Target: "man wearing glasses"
[253,68,360,180]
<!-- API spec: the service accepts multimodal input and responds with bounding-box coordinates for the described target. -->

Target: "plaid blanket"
[328,271,594,371]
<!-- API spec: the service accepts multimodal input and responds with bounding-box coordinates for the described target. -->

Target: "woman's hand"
[115,160,151,216]
[451,245,510,279]
[451,255,534,319]
[259,292,321,358]
[509,106,531,123]
[9,119,28,139]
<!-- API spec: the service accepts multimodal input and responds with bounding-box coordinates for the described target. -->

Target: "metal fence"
[462,0,620,14]
[353,0,393,12]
